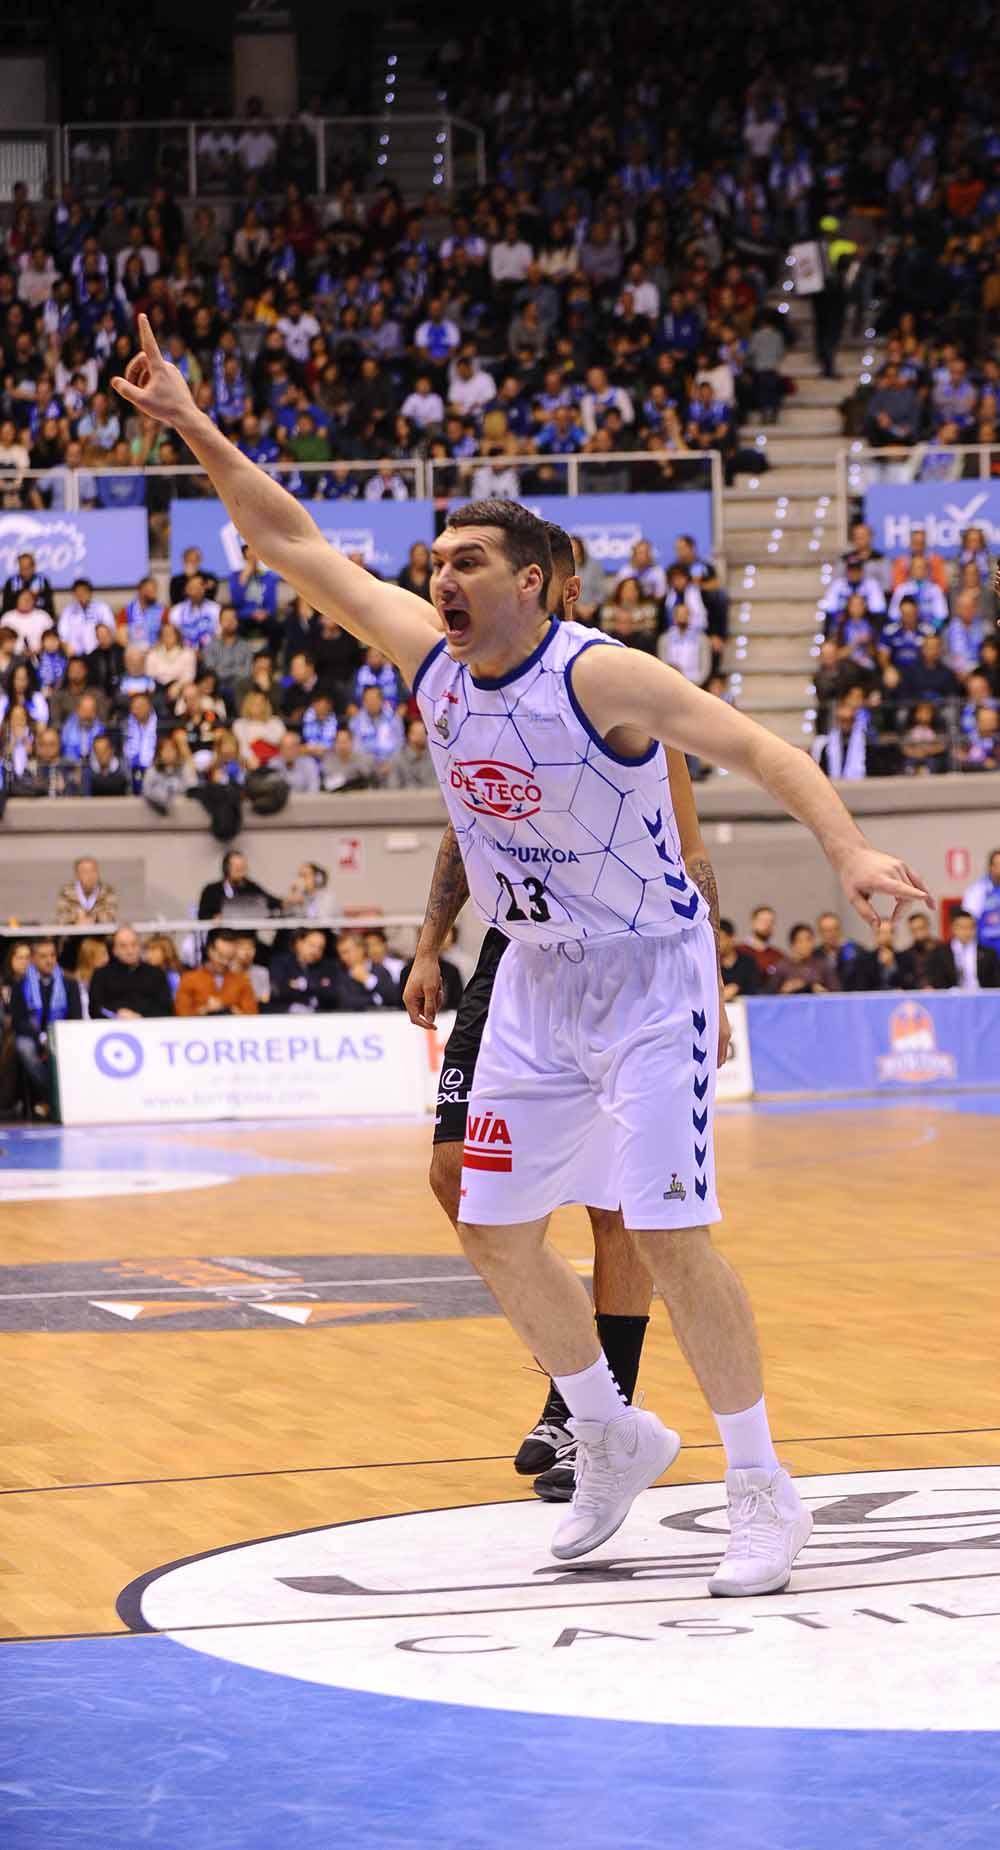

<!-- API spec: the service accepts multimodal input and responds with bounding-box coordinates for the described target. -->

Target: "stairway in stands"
[724,297,870,743]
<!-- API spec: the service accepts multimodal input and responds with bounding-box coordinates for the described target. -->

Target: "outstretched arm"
[113,317,441,684]
[571,649,932,926]
[403,823,470,1028]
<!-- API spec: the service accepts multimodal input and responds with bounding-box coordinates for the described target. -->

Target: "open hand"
[112,314,196,428]
[834,844,931,928]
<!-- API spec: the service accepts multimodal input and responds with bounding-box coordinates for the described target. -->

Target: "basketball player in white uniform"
[404,521,732,1503]
[115,317,932,1595]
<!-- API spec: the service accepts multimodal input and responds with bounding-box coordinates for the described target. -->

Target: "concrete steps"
[733,602,823,635]
[731,634,818,669]
[729,534,834,566]
[777,404,842,434]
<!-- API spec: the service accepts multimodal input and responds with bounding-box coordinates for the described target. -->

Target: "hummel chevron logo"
[671,893,700,921]
[694,1143,707,1168]
[663,869,688,892]
[693,1075,709,1100]
[695,1177,708,1201]
[692,1044,707,1066]
[692,1108,708,1135]
[691,1010,707,1035]
[643,809,663,838]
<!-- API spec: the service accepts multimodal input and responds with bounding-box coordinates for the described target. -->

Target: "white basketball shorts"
[459,919,721,1230]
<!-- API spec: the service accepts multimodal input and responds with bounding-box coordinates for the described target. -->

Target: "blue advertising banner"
[864,483,1000,556]
[445,493,714,571]
[746,992,1000,1095]
[0,509,148,588]
[171,499,434,580]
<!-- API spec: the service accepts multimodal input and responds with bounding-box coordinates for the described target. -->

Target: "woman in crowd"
[75,937,110,1019]
[598,573,661,650]
[147,620,198,701]
[233,690,286,769]
[142,934,183,1001]
[396,541,433,601]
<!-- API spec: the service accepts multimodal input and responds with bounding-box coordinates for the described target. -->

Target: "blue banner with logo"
[864,484,1000,557]
[445,493,714,571]
[0,509,148,588]
[171,500,434,581]
[746,992,1000,1094]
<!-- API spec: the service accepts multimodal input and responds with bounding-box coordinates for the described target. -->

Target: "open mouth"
[442,609,471,640]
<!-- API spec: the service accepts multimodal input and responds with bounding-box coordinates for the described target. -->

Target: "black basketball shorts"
[432,927,509,1145]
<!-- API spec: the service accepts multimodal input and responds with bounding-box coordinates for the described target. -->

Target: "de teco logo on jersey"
[449,759,543,820]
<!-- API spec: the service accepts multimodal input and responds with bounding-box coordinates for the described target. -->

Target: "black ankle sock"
[595,1313,650,1404]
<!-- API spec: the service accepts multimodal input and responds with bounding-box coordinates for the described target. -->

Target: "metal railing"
[835,443,1000,550]
[2,915,424,939]
[58,114,486,202]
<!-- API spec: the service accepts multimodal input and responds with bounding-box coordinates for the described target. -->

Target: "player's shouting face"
[430,525,549,676]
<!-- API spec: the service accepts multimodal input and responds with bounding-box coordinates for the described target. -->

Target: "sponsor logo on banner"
[450,759,543,819]
[172,500,432,580]
[0,509,148,586]
[866,485,1000,556]
[122,1468,1000,1732]
[876,1001,957,1084]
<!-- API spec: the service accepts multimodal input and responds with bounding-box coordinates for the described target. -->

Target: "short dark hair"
[207,927,237,950]
[789,922,813,943]
[543,520,575,582]
[445,499,552,604]
[719,917,735,935]
[222,848,245,876]
[751,904,774,920]
[952,909,973,924]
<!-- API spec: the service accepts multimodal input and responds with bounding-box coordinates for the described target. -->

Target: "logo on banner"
[570,520,643,563]
[0,512,86,580]
[872,488,1000,554]
[94,1031,144,1079]
[450,759,543,819]
[876,1002,957,1084]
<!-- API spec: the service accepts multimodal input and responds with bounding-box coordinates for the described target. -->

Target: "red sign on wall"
[336,836,364,874]
[945,847,971,882]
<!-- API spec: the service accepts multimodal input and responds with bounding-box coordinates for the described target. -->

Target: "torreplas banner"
[0,509,148,587]
[171,499,434,580]
[864,483,1000,556]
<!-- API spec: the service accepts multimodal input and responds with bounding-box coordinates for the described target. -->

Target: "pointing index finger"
[138,313,161,362]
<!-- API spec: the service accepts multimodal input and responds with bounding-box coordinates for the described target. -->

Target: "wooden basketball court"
[3,1096,1000,1847]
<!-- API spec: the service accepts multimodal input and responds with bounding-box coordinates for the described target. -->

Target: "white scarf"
[821,714,868,780]
[75,880,99,913]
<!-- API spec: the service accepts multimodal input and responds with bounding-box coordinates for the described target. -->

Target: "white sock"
[713,1395,780,1474]
[554,1354,628,1425]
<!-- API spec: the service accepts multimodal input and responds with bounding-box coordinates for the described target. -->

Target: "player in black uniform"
[403,523,731,1499]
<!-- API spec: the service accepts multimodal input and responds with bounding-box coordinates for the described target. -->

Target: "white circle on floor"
[135,1467,1000,1730]
[0,1169,232,1201]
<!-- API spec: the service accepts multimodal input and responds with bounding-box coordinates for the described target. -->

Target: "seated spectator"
[74,937,109,1018]
[889,525,947,592]
[122,577,165,646]
[812,699,872,780]
[397,541,433,602]
[143,933,184,1002]
[60,692,105,764]
[820,555,887,627]
[227,933,270,1007]
[175,929,259,1016]
[960,704,1000,771]
[116,644,157,710]
[58,578,114,656]
[3,588,53,655]
[878,598,935,674]
[1,705,39,784]
[401,373,445,432]
[2,548,54,616]
[233,691,286,769]
[815,912,861,988]
[143,734,198,814]
[897,912,939,990]
[269,928,339,1013]
[864,363,921,446]
[962,849,1000,949]
[833,596,877,673]
[198,849,280,922]
[88,924,174,1018]
[300,692,338,759]
[146,620,197,697]
[87,733,129,796]
[842,521,888,592]
[897,634,962,708]
[350,685,404,764]
[54,854,118,927]
[85,623,125,699]
[718,918,760,1000]
[122,691,158,786]
[927,911,1000,991]
[658,604,712,683]
[201,606,255,706]
[12,937,83,1113]
[571,537,608,623]
[600,575,660,651]
[228,545,280,634]
[845,921,910,991]
[322,727,375,791]
[384,716,437,789]
[169,546,218,607]
[354,646,401,709]
[901,699,950,775]
[953,526,992,591]
[274,730,321,792]
[767,922,836,995]
[0,659,48,729]
[169,572,221,650]
[36,630,68,693]
[333,930,397,1010]
[11,725,77,797]
[944,590,987,679]
[738,904,783,987]
[283,860,334,922]
[888,558,949,630]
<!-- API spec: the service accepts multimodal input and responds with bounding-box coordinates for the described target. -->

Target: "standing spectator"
[962,849,1000,955]
[229,546,280,632]
[718,919,760,1000]
[54,855,118,927]
[12,937,83,1115]
[88,924,174,1018]
[927,912,1000,991]
[767,923,837,995]
[175,929,259,1016]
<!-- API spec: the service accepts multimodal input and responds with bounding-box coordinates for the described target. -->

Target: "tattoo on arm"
[686,853,722,976]
[418,824,469,952]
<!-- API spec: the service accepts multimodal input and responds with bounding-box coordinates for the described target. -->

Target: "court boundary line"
[4,1426,1000,1499]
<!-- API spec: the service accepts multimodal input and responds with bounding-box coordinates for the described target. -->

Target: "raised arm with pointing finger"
[113,315,441,686]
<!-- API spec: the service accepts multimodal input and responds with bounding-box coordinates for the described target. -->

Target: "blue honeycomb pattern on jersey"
[417,622,709,946]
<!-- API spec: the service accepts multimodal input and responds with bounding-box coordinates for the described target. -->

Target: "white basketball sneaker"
[708,1466,813,1597]
[550,1409,681,1560]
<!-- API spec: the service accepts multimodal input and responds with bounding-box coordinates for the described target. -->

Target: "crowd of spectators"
[0,526,730,812]
[811,519,1000,777]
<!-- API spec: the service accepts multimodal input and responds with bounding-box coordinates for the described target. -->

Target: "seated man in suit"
[927,911,1000,992]
[12,937,83,1115]
[268,927,339,1013]
[844,919,911,991]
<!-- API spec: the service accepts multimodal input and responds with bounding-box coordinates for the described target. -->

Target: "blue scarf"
[23,961,69,1030]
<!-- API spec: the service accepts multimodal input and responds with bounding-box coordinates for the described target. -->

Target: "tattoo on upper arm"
[422,824,469,944]
[686,853,722,971]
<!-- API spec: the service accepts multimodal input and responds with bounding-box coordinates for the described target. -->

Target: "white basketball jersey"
[414,618,707,947]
